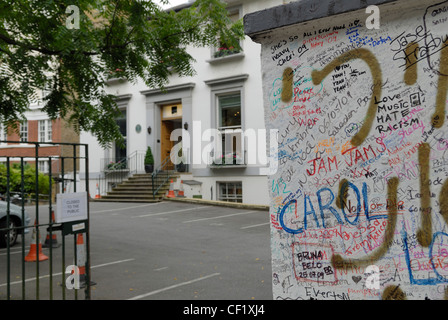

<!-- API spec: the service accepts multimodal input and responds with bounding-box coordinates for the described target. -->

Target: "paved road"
[0,200,272,300]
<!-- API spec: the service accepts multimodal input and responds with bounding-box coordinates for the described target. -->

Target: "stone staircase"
[95,172,179,202]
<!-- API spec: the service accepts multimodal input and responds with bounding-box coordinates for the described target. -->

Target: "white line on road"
[0,249,24,256]
[134,206,210,218]
[127,272,221,300]
[91,203,163,214]
[182,211,257,223]
[90,259,135,270]
[240,222,270,229]
[153,267,169,271]
[0,258,135,287]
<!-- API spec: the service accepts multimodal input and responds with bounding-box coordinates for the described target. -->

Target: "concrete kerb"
[162,196,269,211]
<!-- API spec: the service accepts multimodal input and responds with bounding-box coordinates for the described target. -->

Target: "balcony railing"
[208,151,246,168]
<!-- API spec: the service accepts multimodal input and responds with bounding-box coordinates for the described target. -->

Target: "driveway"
[0,200,272,300]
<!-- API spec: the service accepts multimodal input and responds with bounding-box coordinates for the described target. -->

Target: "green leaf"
[0,0,244,148]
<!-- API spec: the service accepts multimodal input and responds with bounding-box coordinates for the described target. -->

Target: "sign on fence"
[56,192,88,223]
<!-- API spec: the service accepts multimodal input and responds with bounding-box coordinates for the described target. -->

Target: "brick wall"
[0,117,80,174]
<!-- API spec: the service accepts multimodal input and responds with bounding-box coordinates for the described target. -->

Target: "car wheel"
[0,219,19,248]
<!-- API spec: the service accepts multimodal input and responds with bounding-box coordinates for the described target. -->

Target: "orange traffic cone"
[177,180,185,197]
[95,183,101,199]
[75,233,95,288]
[76,233,87,287]
[166,179,175,198]
[25,222,49,262]
[43,211,60,248]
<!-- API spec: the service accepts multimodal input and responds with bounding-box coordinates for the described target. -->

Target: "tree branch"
[0,32,100,56]
[0,33,61,55]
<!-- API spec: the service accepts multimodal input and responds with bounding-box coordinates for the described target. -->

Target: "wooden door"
[161,120,174,165]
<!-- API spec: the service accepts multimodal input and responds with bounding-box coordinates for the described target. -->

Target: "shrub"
[144,146,154,165]
[0,163,53,197]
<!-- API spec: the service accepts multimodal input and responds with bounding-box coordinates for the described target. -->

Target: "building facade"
[80,0,286,205]
[0,92,80,196]
[0,107,79,169]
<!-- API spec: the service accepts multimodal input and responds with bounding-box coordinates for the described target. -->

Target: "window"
[205,75,248,166]
[215,93,244,165]
[30,85,51,107]
[20,121,28,142]
[47,120,52,141]
[218,182,242,203]
[0,123,6,143]
[213,7,242,59]
[114,109,127,162]
[38,120,52,142]
[38,160,49,173]
[218,94,241,129]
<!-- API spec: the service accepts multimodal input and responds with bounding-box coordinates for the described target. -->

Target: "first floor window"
[20,121,28,142]
[39,119,52,142]
[215,93,244,165]
[114,109,127,162]
[218,93,241,129]
[0,123,6,143]
[206,75,248,166]
[218,182,242,203]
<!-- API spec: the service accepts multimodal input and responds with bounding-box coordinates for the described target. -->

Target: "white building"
[81,0,286,205]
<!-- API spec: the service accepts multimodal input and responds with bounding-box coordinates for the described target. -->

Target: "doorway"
[160,103,182,168]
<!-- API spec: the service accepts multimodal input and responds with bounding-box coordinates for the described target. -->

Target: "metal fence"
[0,141,91,300]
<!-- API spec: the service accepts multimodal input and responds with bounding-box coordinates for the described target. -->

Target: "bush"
[0,163,53,197]
[144,146,154,165]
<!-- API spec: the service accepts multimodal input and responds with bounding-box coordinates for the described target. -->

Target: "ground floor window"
[38,160,49,173]
[218,181,242,203]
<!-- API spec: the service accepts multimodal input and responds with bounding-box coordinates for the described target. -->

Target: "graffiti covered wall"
[253,0,448,299]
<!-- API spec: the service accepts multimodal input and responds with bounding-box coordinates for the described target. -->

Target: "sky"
[156,0,190,9]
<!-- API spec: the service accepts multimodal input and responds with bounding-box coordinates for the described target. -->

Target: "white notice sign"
[56,192,88,223]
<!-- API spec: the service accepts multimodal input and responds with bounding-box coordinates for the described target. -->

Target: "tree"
[0,0,244,148]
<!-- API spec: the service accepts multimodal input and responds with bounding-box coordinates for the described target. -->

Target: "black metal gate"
[0,141,91,300]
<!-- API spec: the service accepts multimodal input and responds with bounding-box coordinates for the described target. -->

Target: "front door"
[161,120,174,164]
[160,103,182,170]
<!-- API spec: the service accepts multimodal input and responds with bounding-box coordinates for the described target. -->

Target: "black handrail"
[151,156,175,199]
[100,150,145,195]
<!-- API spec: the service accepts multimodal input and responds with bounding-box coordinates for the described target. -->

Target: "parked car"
[0,201,31,247]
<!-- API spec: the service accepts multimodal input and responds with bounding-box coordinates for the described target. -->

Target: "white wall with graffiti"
[254,0,448,299]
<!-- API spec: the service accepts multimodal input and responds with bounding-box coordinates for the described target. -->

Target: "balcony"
[209,151,246,169]
[208,129,247,168]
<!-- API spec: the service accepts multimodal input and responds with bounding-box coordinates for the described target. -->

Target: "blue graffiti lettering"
[279,182,388,234]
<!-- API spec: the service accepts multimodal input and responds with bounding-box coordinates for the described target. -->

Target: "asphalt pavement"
[0,200,272,300]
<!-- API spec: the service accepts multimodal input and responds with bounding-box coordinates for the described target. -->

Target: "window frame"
[20,121,28,142]
[0,123,6,145]
[216,92,244,165]
[217,181,243,203]
[112,105,128,163]
[217,92,242,131]
[38,160,49,173]
[38,119,53,143]
[205,75,248,166]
